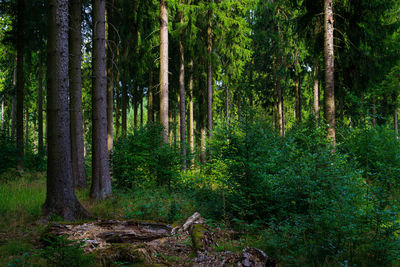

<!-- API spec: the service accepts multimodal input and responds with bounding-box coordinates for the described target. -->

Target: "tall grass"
[0,171,46,229]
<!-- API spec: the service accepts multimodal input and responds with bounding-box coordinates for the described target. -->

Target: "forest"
[0,0,400,266]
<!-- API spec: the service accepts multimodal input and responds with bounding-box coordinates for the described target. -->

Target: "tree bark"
[38,52,44,155]
[295,76,302,123]
[106,0,114,152]
[16,0,24,170]
[148,70,154,123]
[133,86,138,128]
[324,0,335,144]
[207,13,213,137]
[160,0,169,143]
[179,13,187,171]
[189,60,194,163]
[43,0,89,221]
[91,0,112,200]
[25,105,28,147]
[0,96,4,132]
[313,59,319,120]
[69,0,87,188]
[140,94,143,127]
[121,82,127,135]
[277,77,284,136]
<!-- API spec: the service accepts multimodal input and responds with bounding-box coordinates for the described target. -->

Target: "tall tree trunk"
[148,70,154,123]
[207,13,213,137]
[324,0,335,144]
[69,0,87,188]
[0,96,4,132]
[91,0,112,200]
[16,0,24,170]
[25,105,28,147]
[295,76,302,123]
[43,0,89,221]
[313,59,319,120]
[11,63,16,140]
[115,85,120,137]
[179,22,187,170]
[121,82,127,135]
[189,60,194,163]
[140,94,143,127]
[160,0,169,143]
[38,52,44,154]
[199,77,206,164]
[106,0,114,152]
[133,86,138,128]
[277,77,284,136]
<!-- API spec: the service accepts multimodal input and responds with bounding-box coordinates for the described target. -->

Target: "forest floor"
[0,171,273,267]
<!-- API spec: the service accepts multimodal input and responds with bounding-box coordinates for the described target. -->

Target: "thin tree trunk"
[199,78,206,164]
[295,76,302,123]
[91,0,112,200]
[133,86,138,128]
[43,0,89,221]
[324,0,335,144]
[140,94,143,127]
[313,59,320,120]
[179,19,187,170]
[115,85,120,137]
[249,59,253,107]
[69,0,87,188]
[25,105,28,147]
[38,52,44,154]
[148,70,154,123]
[160,0,169,143]
[106,0,114,152]
[121,82,127,135]
[277,77,284,136]
[0,96,4,132]
[207,13,213,137]
[11,64,16,140]
[189,60,194,163]
[16,0,24,170]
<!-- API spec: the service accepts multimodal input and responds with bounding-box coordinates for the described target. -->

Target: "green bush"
[113,123,180,189]
[207,117,400,266]
[0,133,18,175]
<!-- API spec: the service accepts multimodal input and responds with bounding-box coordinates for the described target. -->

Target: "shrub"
[113,123,180,189]
[0,133,18,175]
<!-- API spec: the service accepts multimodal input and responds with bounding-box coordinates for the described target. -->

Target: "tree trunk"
[43,0,89,221]
[189,60,194,163]
[69,0,87,188]
[91,0,112,200]
[121,82,127,135]
[25,105,28,147]
[160,0,169,143]
[324,0,335,144]
[133,86,138,128]
[249,59,253,107]
[295,76,302,123]
[38,52,44,154]
[199,77,206,164]
[313,59,320,120]
[16,0,24,170]
[106,0,114,152]
[11,63,16,140]
[148,70,154,123]
[140,94,143,127]
[277,77,284,136]
[179,15,187,170]
[0,96,4,132]
[207,13,213,137]
[395,109,398,138]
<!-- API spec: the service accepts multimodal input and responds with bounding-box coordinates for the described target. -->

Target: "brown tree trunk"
[43,0,89,221]
[148,70,154,123]
[207,13,213,137]
[38,52,44,154]
[106,0,114,152]
[91,0,112,200]
[179,20,187,170]
[140,94,143,127]
[313,59,320,120]
[199,78,206,164]
[69,0,87,188]
[25,105,28,147]
[295,76,302,123]
[324,0,335,144]
[121,82,127,135]
[16,0,24,170]
[189,60,194,162]
[160,0,169,143]
[0,96,4,132]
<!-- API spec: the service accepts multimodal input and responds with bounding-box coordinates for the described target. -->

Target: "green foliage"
[0,133,18,175]
[207,117,400,266]
[113,123,180,189]
[41,235,94,267]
